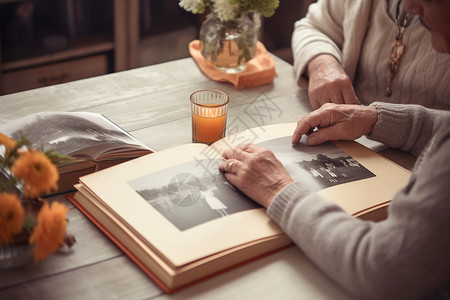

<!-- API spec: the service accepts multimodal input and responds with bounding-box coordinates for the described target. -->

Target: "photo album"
[68,123,411,292]
[0,111,153,193]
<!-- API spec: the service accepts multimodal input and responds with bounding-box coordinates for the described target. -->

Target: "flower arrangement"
[180,0,279,72]
[179,0,280,22]
[0,132,75,263]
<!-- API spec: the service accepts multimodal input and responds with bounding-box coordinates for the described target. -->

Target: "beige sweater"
[292,0,450,109]
[268,103,450,299]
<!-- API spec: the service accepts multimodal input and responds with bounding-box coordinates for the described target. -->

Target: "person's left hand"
[219,144,294,208]
[292,103,378,145]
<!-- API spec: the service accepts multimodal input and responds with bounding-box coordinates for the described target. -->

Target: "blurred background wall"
[0,0,315,95]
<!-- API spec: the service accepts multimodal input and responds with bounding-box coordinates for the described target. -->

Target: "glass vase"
[199,12,260,74]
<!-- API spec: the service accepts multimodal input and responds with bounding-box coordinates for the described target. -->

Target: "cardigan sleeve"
[292,0,345,88]
[267,125,450,299]
[292,0,372,88]
[369,102,450,156]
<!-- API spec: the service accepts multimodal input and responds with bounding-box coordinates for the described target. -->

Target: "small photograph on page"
[128,159,260,231]
[259,136,375,191]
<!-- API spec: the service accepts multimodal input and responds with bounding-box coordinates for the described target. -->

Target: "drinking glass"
[190,89,229,145]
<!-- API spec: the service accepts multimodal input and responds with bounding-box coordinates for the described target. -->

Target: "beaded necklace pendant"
[386,1,409,97]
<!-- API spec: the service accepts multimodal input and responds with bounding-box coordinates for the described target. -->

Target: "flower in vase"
[0,193,24,245]
[29,202,68,262]
[12,150,59,199]
[179,0,280,21]
[0,132,75,263]
[0,133,17,156]
[180,0,279,72]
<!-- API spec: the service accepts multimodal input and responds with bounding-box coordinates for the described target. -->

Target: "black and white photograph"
[128,136,375,231]
[128,159,260,231]
[259,136,376,191]
[0,112,146,156]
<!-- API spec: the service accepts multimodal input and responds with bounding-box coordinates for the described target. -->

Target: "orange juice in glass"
[190,90,229,145]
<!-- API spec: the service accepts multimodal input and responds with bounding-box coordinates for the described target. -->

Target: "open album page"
[77,123,411,269]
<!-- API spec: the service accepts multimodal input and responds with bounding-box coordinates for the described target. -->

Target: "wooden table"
[0,55,414,299]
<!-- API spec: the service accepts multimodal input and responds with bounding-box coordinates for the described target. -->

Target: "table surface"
[0,55,415,300]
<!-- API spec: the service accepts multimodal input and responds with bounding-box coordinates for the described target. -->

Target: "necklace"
[385,0,409,97]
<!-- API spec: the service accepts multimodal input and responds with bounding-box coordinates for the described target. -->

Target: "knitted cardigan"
[268,103,450,299]
[292,0,450,109]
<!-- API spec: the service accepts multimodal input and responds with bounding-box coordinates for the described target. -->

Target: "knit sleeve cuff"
[368,102,412,148]
[267,182,312,225]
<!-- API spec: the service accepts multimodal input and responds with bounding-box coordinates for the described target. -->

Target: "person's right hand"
[292,103,378,145]
[307,54,360,110]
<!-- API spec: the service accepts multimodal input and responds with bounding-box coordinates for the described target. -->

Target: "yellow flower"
[11,150,59,198]
[0,193,24,246]
[0,133,17,156]
[29,202,68,262]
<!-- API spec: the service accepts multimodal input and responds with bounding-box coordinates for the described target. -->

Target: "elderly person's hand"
[292,103,378,145]
[307,54,360,110]
[219,104,377,207]
[219,144,294,208]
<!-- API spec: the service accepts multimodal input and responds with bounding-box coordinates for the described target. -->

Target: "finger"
[309,87,334,110]
[306,123,347,145]
[218,159,237,173]
[234,143,254,153]
[308,89,320,110]
[237,143,265,153]
[230,147,248,161]
[341,85,360,105]
[227,159,237,173]
[326,85,345,105]
[315,82,342,106]
[222,171,239,189]
[225,143,258,161]
[310,97,321,110]
[316,98,330,109]
[331,93,345,105]
[292,119,311,144]
[218,160,227,172]
[292,110,328,144]
[305,127,335,145]
[221,148,233,159]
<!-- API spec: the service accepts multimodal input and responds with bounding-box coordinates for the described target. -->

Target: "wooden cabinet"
[0,0,315,95]
[0,0,139,95]
[2,54,108,94]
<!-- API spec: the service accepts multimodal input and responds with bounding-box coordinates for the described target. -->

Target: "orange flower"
[29,202,68,262]
[0,193,24,246]
[0,133,17,156]
[11,150,59,198]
